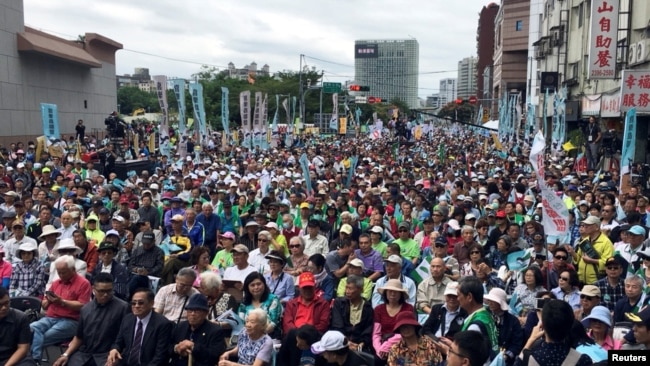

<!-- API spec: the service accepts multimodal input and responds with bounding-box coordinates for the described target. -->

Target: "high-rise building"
[457,57,477,100]
[426,93,440,108]
[477,3,499,104]
[439,78,457,106]
[354,39,419,108]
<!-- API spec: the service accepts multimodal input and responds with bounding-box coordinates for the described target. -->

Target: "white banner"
[153,75,169,139]
[620,70,650,113]
[240,91,251,146]
[588,0,619,79]
[600,92,621,117]
[529,131,570,236]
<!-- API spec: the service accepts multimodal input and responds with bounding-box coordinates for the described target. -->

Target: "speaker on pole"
[541,72,559,92]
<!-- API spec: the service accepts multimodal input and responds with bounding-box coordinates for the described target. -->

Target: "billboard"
[587,0,619,79]
[355,44,378,58]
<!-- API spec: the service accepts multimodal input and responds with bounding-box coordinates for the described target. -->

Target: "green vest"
[461,308,499,354]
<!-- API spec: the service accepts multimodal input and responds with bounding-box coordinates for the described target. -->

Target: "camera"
[105,114,126,138]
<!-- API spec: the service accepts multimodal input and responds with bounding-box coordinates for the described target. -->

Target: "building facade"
[493,0,530,115]
[439,78,457,106]
[457,57,477,100]
[532,0,649,163]
[225,62,270,81]
[0,0,121,146]
[354,39,419,108]
[477,3,500,107]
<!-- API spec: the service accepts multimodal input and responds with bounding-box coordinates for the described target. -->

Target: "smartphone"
[535,298,548,310]
[45,291,57,298]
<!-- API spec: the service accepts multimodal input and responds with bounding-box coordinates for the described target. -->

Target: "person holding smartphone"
[29,255,92,361]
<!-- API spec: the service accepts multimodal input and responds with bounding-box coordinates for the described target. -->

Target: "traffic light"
[349,85,370,92]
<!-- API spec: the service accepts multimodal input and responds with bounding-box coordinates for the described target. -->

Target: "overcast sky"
[24,0,494,99]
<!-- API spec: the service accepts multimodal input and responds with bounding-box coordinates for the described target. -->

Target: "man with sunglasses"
[574,285,602,321]
[542,247,575,289]
[53,273,128,366]
[594,256,626,311]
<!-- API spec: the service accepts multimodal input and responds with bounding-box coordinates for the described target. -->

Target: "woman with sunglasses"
[284,236,309,280]
[513,266,546,322]
[550,269,581,310]
[460,243,484,277]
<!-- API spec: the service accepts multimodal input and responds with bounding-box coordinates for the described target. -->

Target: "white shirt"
[302,234,329,257]
[223,265,257,282]
[248,249,270,274]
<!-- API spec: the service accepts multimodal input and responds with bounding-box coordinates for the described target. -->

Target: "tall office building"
[439,78,457,106]
[457,57,477,100]
[354,39,419,108]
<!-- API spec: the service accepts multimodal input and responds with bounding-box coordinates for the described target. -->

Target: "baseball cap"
[582,216,601,226]
[141,231,155,244]
[384,254,402,264]
[339,224,352,235]
[232,244,249,253]
[298,272,316,288]
[311,331,347,354]
[628,225,646,236]
[579,285,601,298]
[349,258,364,269]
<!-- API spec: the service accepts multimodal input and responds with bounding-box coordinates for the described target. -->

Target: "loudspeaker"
[541,72,559,92]
[113,160,152,180]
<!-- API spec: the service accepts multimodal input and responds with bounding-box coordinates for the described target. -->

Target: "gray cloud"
[24,0,493,97]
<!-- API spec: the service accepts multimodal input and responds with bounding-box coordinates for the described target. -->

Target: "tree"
[116,87,160,116]
[437,101,475,122]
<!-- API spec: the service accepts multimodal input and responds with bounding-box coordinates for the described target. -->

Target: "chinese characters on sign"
[600,93,621,117]
[588,0,619,79]
[620,70,650,113]
[354,44,378,59]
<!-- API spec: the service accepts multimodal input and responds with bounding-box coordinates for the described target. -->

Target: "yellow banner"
[414,126,422,140]
[491,132,503,151]
[339,117,347,135]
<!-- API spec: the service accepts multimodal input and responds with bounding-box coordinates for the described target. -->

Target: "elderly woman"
[264,222,288,257]
[237,272,283,339]
[284,236,309,279]
[551,269,581,310]
[330,275,374,354]
[387,312,442,366]
[305,253,334,301]
[199,271,239,324]
[219,308,274,366]
[373,279,415,360]
[9,242,46,297]
[582,305,621,351]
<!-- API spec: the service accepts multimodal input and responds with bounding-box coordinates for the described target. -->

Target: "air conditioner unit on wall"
[636,40,650,65]
[629,42,638,65]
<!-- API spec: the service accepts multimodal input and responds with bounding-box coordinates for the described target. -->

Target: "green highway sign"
[322,82,342,93]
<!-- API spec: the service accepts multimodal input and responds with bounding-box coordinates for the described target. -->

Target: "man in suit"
[107,288,172,366]
[169,293,226,366]
[421,282,467,340]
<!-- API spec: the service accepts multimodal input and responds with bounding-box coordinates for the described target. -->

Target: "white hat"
[54,238,82,256]
[444,281,459,296]
[349,258,365,269]
[464,213,476,221]
[484,288,509,312]
[149,183,159,190]
[38,225,61,239]
[369,226,383,234]
[447,219,461,231]
[311,331,347,354]
[264,222,279,231]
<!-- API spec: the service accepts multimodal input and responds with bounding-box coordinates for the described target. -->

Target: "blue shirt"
[551,287,581,310]
[196,212,220,246]
[264,272,295,303]
[184,221,205,247]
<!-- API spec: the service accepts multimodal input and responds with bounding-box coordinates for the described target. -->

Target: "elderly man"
[277,272,332,365]
[58,211,77,240]
[302,219,329,257]
[108,288,172,366]
[594,256,626,311]
[248,230,272,273]
[196,202,220,258]
[160,214,193,285]
[3,219,37,264]
[222,244,257,291]
[154,267,199,324]
[568,215,613,285]
[422,282,468,340]
[371,254,416,308]
[127,230,164,296]
[354,233,384,281]
[169,293,226,366]
[30,255,92,361]
[417,257,452,314]
[457,276,499,357]
[52,273,129,366]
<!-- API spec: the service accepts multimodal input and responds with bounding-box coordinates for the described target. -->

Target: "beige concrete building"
[493,0,530,115]
[0,0,122,146]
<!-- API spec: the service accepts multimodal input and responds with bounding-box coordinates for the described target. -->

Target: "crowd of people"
[0,117,649,366]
